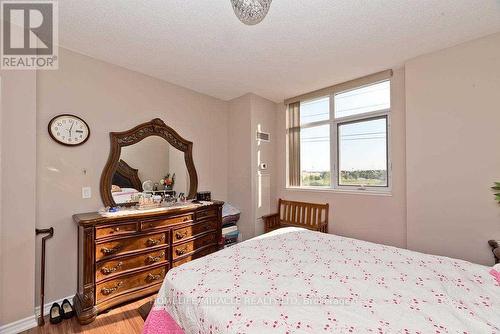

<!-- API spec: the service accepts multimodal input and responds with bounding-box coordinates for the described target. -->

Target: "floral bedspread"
[146,228,500,334]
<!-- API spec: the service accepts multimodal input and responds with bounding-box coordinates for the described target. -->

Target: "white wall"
[275,68,408,248]
[406,32,500,265]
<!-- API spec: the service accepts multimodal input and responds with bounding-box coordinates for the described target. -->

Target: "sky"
[299,81,389,172]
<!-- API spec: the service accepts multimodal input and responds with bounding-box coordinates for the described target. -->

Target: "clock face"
[48,114,90,146]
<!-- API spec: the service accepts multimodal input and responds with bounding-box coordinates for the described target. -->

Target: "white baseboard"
[34,295,74,318]
[0,315,37,334]
[0,295,73,334]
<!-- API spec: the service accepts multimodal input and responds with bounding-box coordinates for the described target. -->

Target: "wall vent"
[256,131,270,142]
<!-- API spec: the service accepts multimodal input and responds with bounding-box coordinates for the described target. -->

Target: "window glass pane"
[334,81,390,118]
[338,118,387,187]
[300,96,329,125]
[300,124,330,187]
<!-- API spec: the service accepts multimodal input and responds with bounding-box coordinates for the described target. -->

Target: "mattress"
[111,187,139,204]
[146,227,500,333]
[222,203,241,226]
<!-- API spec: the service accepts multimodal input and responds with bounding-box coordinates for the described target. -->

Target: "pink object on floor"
[490,269,500,284]
[142,309,185,334]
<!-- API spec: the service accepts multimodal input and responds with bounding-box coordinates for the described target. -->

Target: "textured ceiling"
[58,0,500,102]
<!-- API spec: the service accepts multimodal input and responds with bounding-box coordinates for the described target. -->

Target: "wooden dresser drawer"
[74,202,224,325]
[95,232,168,261]
[172,233,217,260]
[196,209,217,221]
[96,248,168,282]
[173,220,218,244]
[172,245,217,268]
[141,214,193,231]
[95,222,137,239]
[96,265,167,303]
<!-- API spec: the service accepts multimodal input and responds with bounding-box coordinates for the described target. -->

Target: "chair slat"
[312,207,317,227]
[267,199,329,234]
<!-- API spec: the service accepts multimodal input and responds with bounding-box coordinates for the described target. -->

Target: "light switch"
[82,187,92,199]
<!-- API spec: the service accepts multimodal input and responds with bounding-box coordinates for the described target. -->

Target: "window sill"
[285,186,392,197]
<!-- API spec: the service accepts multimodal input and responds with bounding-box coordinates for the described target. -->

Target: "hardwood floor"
[22,297,153,334]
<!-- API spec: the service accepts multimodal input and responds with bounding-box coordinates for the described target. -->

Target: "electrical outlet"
[82,187,91,199]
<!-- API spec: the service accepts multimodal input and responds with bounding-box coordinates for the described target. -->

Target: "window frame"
[335,114,390,190]
[288,77,392,194]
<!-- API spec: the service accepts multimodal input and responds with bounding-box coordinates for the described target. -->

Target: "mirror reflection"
[111,135,189,205]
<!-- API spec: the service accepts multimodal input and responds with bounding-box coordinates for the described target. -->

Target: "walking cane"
[36,227,54,326]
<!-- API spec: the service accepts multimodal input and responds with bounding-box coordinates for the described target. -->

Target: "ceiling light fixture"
[230,0,272,25]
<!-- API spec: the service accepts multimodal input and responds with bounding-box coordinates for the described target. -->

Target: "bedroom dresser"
[73,201,223,324]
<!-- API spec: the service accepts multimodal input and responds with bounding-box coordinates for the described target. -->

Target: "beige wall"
[35,48,229,306]
[275,68,408,248]
[251,94,278,236]
[0,70,37,325]
[406,32,500,265]
[120,136,170,187]
[168,146,188,195]
[228,95,254,239]
[228,93,278,240]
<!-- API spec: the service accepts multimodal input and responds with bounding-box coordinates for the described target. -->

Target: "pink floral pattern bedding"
[146,228,500,334]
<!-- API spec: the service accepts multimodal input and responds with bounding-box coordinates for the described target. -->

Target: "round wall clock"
[48,114,90,146]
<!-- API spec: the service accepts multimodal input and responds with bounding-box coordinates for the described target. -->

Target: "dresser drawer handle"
[175,231,188,240]
[146,269,165,282]
[101,281,123,296]
[175,247,187,256]
[146,235,165,247]
[113,227,120,232]
[145,216,190,228]
[101,245,122,255]
[147,251,165,264]
[101,262,123,275]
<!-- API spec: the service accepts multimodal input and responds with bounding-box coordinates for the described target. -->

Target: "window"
[299,97,331,187]
[335,81,390,118]
[338,117,387,187]
[301,124,330,187]
[287,74,391,191]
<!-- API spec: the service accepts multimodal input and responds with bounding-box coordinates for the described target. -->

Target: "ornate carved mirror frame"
[100,118,198,207]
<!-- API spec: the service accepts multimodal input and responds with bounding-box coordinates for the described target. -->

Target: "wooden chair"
[262,199,329,233]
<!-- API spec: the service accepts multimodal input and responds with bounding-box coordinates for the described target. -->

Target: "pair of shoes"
[49,299,75,324]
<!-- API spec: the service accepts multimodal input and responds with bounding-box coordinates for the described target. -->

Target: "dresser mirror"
[100,118,198,207]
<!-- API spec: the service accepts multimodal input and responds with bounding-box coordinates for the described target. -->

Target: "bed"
[111,159,142,204]
[111,187,140,203]
[144,228,500,333]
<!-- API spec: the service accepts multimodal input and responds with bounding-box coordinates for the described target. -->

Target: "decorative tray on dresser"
[73,201,223,324]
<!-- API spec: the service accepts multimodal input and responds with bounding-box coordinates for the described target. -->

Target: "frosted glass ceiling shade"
[230,0,272,25]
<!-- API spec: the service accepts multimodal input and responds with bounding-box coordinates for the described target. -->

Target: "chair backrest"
[278,198,329,229]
